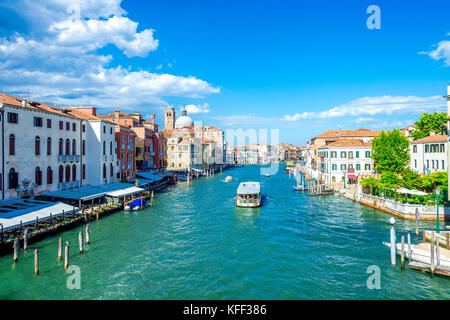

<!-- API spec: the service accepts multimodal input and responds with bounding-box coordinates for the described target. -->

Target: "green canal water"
[1,164,449,299]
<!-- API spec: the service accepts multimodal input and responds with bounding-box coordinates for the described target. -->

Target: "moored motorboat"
[236,182,262,208]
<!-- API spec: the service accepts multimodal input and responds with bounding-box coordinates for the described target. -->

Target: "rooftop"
[321,139,372,148]
[411,134,448,144]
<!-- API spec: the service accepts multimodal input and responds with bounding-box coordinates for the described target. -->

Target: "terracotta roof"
[0,92,77,118]
[411,134,448,144]
[315,129,381,139]
[321,139,371,148]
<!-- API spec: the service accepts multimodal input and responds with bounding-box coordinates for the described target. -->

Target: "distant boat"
[224,176,233,183]
[236,182,262,208]
[125,198,147,211]
[263,174,270,178]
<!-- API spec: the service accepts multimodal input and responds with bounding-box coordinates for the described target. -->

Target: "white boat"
[124,205,132,211]
[383,241,450,267]
[236,182,262,208]
[224,176,233,183]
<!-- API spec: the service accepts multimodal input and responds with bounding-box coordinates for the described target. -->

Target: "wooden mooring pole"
[150,191,154,207]
[430,232,435,277]
[422,230,426,243]
[64,242,69,270]
[85,224,90,245]
[13,238,19,262]
[58,237,62,261]
[78,232,83,254]
[400,235,405,269]
[436,237,440,267]
[390,220,396,265]
[23,228,28,250]
[34,249,39,275]
[407,233,412,261]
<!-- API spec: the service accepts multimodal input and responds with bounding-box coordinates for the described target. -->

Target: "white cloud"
[185,103,211,114]
[0,0,219,110]
[420,38,450,66]
[283,95,445,122]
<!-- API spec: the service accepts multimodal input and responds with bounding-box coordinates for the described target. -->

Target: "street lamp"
[436,188,441,233]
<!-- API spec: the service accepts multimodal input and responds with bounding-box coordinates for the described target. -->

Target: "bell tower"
[165,106,175,130]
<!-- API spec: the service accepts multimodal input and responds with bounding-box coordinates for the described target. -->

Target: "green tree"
[371,129,410,174]
[411,112,447,140]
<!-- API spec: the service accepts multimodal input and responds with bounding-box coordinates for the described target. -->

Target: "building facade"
[0,93,84,199]
[410,134,448,174]
[317,139,375,184]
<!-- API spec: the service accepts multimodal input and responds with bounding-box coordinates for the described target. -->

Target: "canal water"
[0,164,449,299]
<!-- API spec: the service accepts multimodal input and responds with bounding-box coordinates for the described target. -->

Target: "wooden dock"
[408,261,450,277]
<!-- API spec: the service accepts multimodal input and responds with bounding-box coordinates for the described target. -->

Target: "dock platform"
[408,261,450,277]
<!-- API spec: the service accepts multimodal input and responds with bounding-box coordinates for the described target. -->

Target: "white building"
[64,107,118,186]
[410,134,448,174]
[0,93,84,199]
[317,139,375,184]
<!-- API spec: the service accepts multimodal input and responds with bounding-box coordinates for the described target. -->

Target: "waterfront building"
[0,93,85,200]
[306,128,381,181]
[98,111,162,171]
[115,125,136,180]
[317,139,375,184]
[63,107,118,186]
[163,108,225,172]
[410,133,448,174]
[400,125,417,142]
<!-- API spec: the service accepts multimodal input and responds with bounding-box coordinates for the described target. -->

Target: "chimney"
[151,114,155,124]
[22,100,26,108]
[114,110,120,118]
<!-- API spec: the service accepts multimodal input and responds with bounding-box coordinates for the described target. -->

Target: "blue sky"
[0,0,449,145]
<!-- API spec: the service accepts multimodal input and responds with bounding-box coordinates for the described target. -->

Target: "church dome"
[175,107,194,128]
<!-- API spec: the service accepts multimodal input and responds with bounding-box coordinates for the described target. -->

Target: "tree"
[411,112,447,141]
[371,129,410,174]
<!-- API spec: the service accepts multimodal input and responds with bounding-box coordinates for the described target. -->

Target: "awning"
[191,167,203,172]
[41,182,134,201]
[106,186,144,198]
[395,187,429,196]
[126,178,152,187]
[136,171,164,182]
[348,175,357,180]
[0,202,77,231]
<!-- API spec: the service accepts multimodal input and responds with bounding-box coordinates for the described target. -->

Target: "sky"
[0,0,449,145]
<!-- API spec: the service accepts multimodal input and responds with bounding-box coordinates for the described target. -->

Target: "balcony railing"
[58,181,81,190]
[58,155,80,163]
[102,154,109,161]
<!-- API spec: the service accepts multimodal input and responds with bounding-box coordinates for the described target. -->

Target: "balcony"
[102,154,109,161]
[58,155,80,163]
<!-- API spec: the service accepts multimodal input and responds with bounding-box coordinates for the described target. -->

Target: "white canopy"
[0,202,77,231]
[395,187,429,196]
[105,186,144,198]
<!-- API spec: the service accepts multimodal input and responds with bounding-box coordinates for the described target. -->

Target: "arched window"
[9,134,15,155]
[82,140,86,155]
[8,168,18,189]
[59,139,63,155]
[65,165,70,182]
[72,139,76,155]
[103,164,106,179]
[110,141,113,155]
[47,138,52,155]
[110,163,113,177]
[35,136,40,155]
[82,164,86,180]
[103,141,106,155]
[58,165,64,183]
[72,164,76,181]
[65,139,70,155]
[47,166,53,185]
[35,167,42,186]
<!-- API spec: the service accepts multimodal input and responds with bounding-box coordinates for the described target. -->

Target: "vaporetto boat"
[236,182,262,208]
